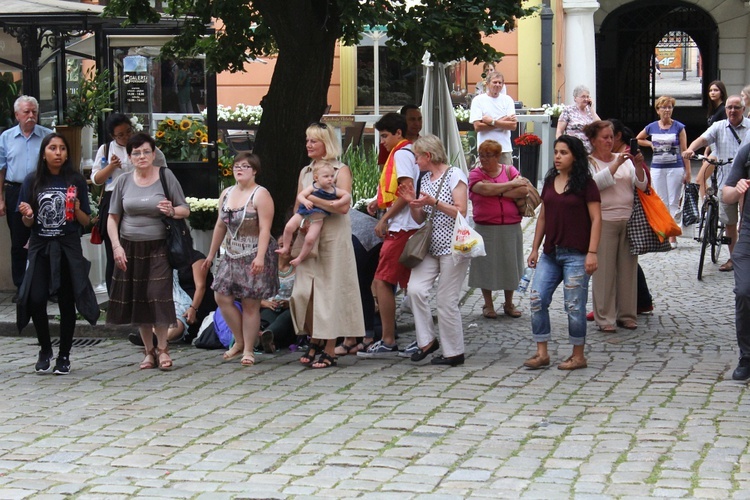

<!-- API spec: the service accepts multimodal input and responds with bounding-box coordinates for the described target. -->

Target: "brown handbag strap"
[425,167,451,224]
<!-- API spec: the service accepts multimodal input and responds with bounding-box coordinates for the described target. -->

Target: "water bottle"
[517,267,534,294]
[102,157,112,185]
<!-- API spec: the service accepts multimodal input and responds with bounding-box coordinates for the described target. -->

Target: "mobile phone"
[629,138,639,156]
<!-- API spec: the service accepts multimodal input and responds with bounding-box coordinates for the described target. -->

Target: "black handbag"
[682,182,700,226]
[159,167,193,269]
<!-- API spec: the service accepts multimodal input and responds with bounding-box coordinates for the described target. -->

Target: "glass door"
[111,45,218,198]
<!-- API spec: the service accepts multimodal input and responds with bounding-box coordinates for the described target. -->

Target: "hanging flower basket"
[514,133,542,147]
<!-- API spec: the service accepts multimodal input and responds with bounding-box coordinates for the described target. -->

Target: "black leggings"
[98,191,115,293]
[29,252,76,356]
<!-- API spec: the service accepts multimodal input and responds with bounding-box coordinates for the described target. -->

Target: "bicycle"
[692,154,733,280]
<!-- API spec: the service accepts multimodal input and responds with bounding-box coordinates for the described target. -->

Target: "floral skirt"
[212,237,279,300]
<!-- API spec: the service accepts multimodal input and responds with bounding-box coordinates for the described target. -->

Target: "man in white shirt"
[470,72,517,165]
[682,95,750,272]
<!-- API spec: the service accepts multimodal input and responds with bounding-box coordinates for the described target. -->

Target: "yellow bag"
[637,187,681,242]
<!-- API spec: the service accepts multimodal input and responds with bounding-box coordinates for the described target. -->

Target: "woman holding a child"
[290,123,364,369]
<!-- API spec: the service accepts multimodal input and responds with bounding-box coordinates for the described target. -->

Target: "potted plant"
[154,116,209,162]
[542,103,565,127]
[0,72,20,133]
[57,68,115,169]
[514,133,543,185]
[185,196,219,255]
[453,105,472,131]
[208,103,263,129]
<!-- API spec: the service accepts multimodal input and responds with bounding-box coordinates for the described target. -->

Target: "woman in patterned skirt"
[203,153,278,367]
[107,133,189,371]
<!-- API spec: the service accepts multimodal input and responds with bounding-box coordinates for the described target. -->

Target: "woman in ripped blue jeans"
[524,135,602,371]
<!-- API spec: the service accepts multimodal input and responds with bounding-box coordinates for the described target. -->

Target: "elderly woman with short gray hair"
[397,135,470,367]
[556,85,601,152]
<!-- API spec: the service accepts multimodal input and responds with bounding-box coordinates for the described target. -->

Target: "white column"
[563,0,600,104]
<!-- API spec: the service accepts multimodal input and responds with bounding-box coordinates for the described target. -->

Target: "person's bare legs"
[726,223,738,267]
[373,279,397,346]
[277,215,303,256]
[481,289,496,317]
[696,161,714,201]
[167,321,185,342]
[153,325,171,369]
[240,297,261,365]
[215,292,244,359]
[290,219,323,267]
[139,325,156,368]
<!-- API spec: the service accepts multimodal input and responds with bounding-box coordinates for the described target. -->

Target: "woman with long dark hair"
[696,81,728,199]
[16,133,99,374]
[524,135,601,371]
[706,80,728,126]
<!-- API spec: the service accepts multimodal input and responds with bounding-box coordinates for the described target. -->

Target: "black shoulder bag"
[159,167,193,270]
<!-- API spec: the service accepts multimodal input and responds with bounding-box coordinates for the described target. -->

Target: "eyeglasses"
[130,149,153,158]
[233,164,253,170]
[113,128,133,139]
[726,105,744,110]
[309,122,328,129]
[478,153,498,159]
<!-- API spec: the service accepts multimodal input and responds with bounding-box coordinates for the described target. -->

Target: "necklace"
[278,264,295,277]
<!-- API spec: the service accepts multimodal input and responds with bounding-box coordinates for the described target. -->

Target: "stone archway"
[595,0,718,137]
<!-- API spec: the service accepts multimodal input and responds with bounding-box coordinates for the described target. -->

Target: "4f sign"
[659,57,675,66]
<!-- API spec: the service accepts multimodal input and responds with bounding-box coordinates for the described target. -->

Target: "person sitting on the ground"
[258,238,297,353]
[277,161,351,266]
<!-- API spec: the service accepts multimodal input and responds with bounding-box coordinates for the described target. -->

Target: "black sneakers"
[35,351,53,373]
[53,355,71,375]
[732,357,750,381]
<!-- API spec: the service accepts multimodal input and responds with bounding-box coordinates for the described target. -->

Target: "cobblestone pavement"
[0,218,747,499]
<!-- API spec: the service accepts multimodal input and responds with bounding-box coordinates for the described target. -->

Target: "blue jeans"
[530,247,590,345]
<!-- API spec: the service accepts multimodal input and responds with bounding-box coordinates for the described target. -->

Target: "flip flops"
[311,352,337,369]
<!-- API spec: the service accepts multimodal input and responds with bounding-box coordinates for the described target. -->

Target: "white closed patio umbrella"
[420,54,469,175]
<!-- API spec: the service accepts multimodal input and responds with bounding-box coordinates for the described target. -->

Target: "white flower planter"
[191,229,212,257]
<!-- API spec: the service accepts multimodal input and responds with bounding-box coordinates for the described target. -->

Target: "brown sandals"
[156,346,172,371]
[503,303,522,318]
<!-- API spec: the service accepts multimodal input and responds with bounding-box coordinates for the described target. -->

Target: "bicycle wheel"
[698,204,713,280]
[706,205,721,264]
[695,203,707,242]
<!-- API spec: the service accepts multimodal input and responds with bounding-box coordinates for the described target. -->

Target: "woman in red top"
[468,140,528,318]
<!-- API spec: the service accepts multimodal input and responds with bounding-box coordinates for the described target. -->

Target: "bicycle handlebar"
[691,154,733,166]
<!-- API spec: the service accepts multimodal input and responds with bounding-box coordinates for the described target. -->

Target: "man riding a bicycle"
[682,95,750,272]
